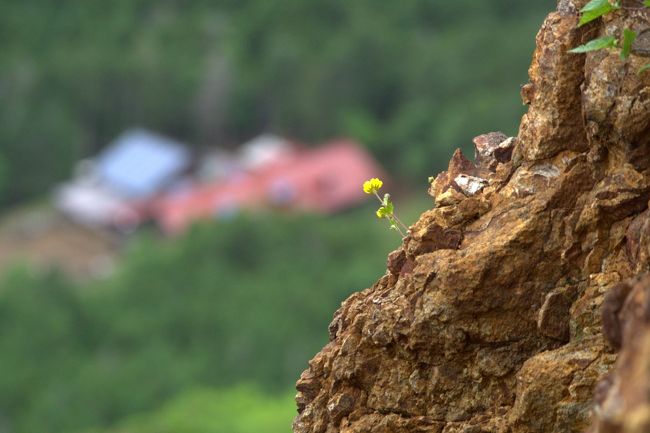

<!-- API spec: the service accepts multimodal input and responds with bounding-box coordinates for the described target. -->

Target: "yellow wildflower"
[363,178,383,194]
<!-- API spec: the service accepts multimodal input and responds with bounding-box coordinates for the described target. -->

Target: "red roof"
[152,139,385,234]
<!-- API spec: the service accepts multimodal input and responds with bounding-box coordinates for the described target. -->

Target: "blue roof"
[97,129,191,199]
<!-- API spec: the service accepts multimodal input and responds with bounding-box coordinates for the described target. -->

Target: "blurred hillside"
[0,0,549,209]
[0,209,410,433]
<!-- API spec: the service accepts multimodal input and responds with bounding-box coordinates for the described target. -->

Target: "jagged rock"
[435,188,467,208]
[430,149,479,201]
[294,2,650,433]
[386,248,407,276]
[509,338,609,433]
[472,132,514,172]
[431,134,514,204]
[520,83,535,106]
[518,12,588,161]
[537,285,579,342]
[632,28,650,57]
[601,281,634,351]
[454,174,488,197]
[588,275,650,433]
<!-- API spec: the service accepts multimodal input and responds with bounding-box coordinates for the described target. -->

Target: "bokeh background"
[0,1,551,432]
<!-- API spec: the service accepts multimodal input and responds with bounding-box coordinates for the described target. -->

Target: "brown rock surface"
[294,2,650,433]
[589,275,650,433]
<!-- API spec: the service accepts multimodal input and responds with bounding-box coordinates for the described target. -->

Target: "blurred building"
[153,138,385,234]
[94,129,192,199]
[54,129,192,231]
[54,130,385,235]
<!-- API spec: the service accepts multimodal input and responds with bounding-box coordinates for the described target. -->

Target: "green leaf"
[645,0,650,6]
[579,0,620,27]
[621,29,637,59]
[569,35,618,53]
[640,63,650,74]
[385,201,394,215]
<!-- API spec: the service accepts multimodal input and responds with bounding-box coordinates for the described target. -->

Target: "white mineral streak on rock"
[454,174,488,196]
[498,137,516,152]
[531,163,560,179]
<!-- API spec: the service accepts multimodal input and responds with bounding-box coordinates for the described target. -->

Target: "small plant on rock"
[363,178,409,237]
[569,0,650,73]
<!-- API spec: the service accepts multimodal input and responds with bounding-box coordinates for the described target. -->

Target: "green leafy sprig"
[621,28,637,59]
[578,0,620,27]
[569,35,617,53]
[570,0,650,73]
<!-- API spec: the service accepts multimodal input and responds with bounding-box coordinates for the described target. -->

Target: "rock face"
[589,275,650,433]
[294,2,650,433]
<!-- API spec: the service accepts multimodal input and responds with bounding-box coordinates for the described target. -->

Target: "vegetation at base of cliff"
[84,387,296,433]
[0,0,548,208]
[0,205,428,433]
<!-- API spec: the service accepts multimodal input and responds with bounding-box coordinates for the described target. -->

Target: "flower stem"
[373,192,408,236]
[392,214,409,233]
[390,217,406,237]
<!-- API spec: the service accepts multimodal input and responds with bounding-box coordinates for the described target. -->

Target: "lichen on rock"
[294,2,650,433]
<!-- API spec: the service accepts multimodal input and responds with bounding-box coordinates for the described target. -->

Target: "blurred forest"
[0,1,551,432]
[0,210,402,433]
[0,0,549,208]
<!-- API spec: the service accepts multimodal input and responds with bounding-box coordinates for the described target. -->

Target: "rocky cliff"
[293,1,650,432]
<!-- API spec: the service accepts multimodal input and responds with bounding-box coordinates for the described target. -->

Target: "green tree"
[0,0,549,207]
